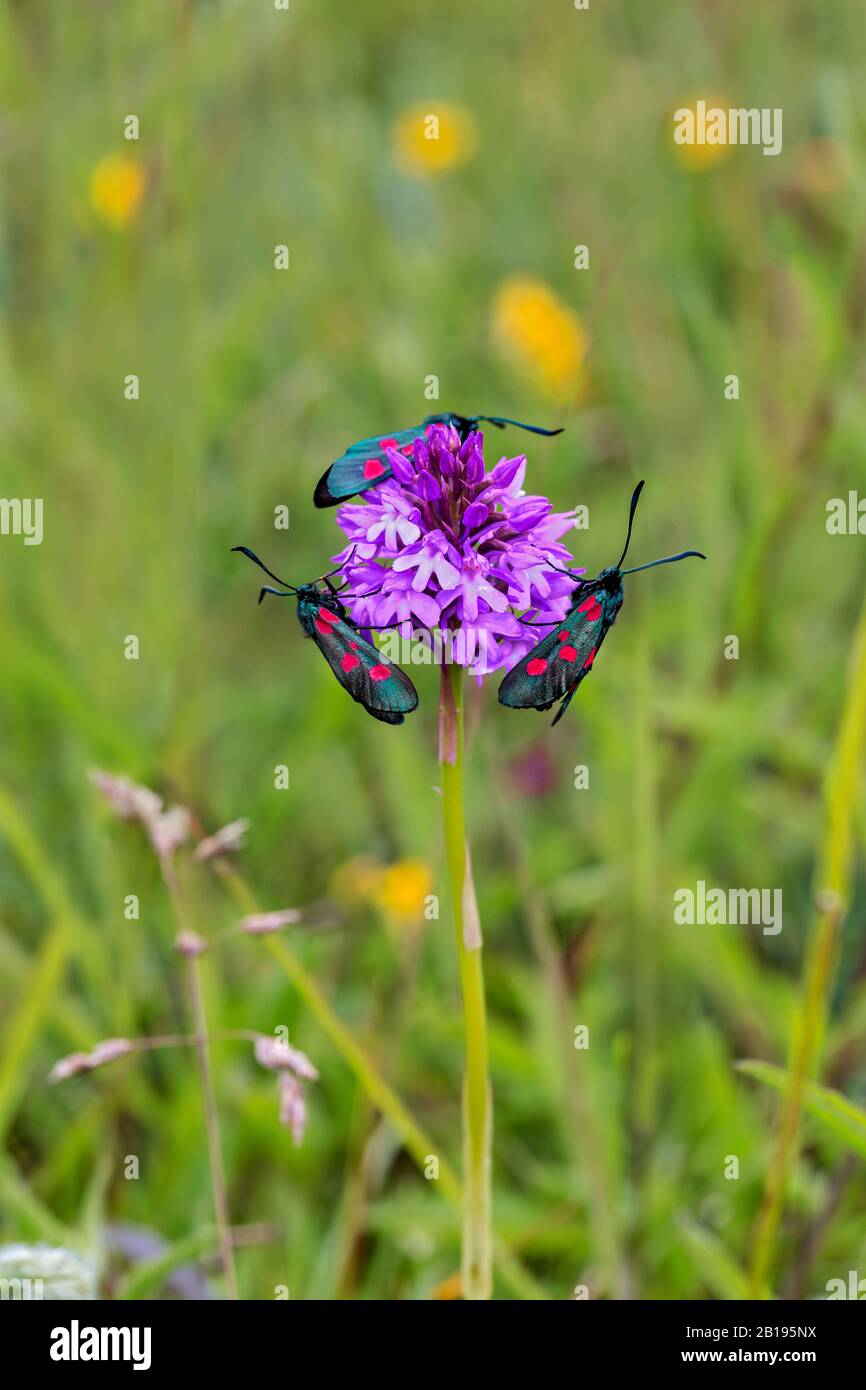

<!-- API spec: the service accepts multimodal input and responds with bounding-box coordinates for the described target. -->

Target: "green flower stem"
[748,593,866,1297]
[440,663,492,1300]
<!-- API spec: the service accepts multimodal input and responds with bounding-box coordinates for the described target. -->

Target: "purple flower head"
[254,1034,318,1147]
[48,1038,134,1084]
[333,422,582,675]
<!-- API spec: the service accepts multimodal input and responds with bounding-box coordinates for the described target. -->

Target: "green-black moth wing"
[498,586,619,725]
[309,603,419,724]
[313,426,427,508]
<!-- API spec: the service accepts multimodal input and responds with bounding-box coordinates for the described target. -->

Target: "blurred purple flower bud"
[49,1052,92,1083]
[149,806,190,860]
[194,818,250,863]
[90,1038,135,1066]
[89,769,191,863]
[175,929,208,958]
[49,1037,134,1084]
[278,1073,308,1146]
[240,909,302,935]
[89,770,163,825]
[254,1035,319,1081]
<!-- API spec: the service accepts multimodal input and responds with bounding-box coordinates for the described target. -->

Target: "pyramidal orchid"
[329,421,579,1299]
[333,421,582,677]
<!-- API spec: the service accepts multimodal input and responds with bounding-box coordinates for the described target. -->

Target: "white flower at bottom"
[0,1243,96,1299]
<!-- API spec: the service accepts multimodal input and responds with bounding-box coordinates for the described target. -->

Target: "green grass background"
[0,0,865,1299]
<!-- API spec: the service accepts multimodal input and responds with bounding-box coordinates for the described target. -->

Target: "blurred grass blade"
[737,1060,866,1162]
[677,1216,763,1300]
[0,919,67,1141]
[748,593,866,1295]
[0,780,79,923]
[0,779,100,1142]
[0,1157,74,1247]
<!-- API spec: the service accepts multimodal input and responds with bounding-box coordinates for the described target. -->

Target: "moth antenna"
[318,545,357,583]
[232,546,296,591]
[616,480,645,569]
[258,586,294,604]
[474,416,564,437]
[621,550,706,575]
[529,547,586,583]
[341,582,384,601]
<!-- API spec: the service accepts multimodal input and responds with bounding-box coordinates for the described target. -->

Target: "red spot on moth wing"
[400,443,415,454]
[370,664,392,681]
[363,458,386,479]
[577,596,602,622]
[315,607,340,634]
[583,647,597,669]
[349,641,359,650]
[379,437,397,449]
[558,645,577,663]
[526,657,548,676]
[557,630,571,641]
[341,652,361,672]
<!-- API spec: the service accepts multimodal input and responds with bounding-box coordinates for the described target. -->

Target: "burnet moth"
[498,480,705,726]
[232,546,419,725]
[313,413,563,508]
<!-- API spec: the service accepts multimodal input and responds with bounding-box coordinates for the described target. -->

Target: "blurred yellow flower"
[331,855,432,927]
[432,1271,463,1300]
[373,859,433,924]
[670,96,733,171]
[331,855,385,905]
[392,103,477,177]
[491,276,588,402]
[89,155,146,229]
